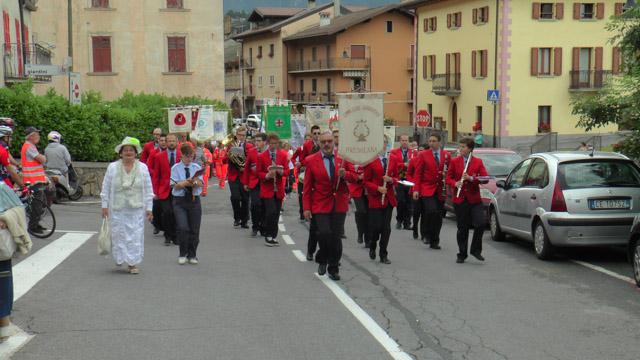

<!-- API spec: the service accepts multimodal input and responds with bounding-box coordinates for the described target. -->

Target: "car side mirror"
[496,180,506,189]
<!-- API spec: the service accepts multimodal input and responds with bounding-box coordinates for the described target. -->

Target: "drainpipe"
[68,0,73,71]
[492,0,499,147]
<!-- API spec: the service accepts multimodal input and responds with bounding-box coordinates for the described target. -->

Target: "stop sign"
[416,110,430,128]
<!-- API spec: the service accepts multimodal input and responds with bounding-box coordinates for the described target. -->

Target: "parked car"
[627,214,640,287]
[245,114,262,137]
[490,151,640,260]
[444,148,524,222]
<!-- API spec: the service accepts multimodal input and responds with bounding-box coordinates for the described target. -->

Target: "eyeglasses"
[320,140,333,144]
[312,132,321,135]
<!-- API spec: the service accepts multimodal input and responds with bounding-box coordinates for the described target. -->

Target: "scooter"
[45,163,83,202]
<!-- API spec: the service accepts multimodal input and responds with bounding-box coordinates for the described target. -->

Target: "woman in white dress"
[101,137,154,274]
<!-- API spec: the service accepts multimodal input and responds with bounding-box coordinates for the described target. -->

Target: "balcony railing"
[241,58,254,69]
[287,57,370,73]
[432,73,461,95]
[3,43,53,82]
[287,92,336,104]
[569,70,612,90]
[407,91,414,102]
[243,85,255,97]
[224,73,240,90]
[406,58,414,71]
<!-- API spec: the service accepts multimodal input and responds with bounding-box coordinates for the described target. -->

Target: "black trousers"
[28,183,45,230]
[369,204,394,258]
[152,198,164,231]
[453,200,485,259]
[307,216,318,256]
[314,211,346,275]
[249,185,265,233]
[298,181,304,220]
[173,196,202,259]
[395,184,412,227]
[159,194,177,242]
[229,178,249,225]
[422,194,445,246]
[263,195,283,239]
[353,195,370,244]
[412,198,426,238]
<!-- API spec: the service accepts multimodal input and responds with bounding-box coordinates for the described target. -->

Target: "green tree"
[571,5,640,160]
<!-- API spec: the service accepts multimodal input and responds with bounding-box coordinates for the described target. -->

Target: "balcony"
[3,43,53,83]
[406,58,414,71]
[569,70,612,91]
[432,73,461,96]
[224,73,240,91]
[407,91,414,102]
[243,85,255,98]
[241,58,254,70]
[287,92,336,104]
[287,57,370,73]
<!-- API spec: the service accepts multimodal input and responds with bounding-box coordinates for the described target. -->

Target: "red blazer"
[445,155,488,204]
[303,151,357,214]
[347,162,366,198]
[222,142,254,183]
[413,149,452,200]
[299,140,319,167]
[140,141,156,163]
[146,147,164,180]
[291,146,303,164]
[364,155,399,209]
[152,148,181,200]
[257,149,290,199]
[243,147,264,189]
[391,147,418,173]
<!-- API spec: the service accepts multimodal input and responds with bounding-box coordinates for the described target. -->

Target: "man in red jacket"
[364,136,399,264]
[257,132,290,246]
[303,131,357,280]
[147,133,167,235]
[412,133,452,249]
[140,128,162,163]
[446,137,488,263]
[222,126,253,228]
[152,133,181,245]
[243,133,267,237]
[406,143,425,241]
[391,134,418,230]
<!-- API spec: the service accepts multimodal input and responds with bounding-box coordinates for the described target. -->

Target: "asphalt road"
[2,183,640,360]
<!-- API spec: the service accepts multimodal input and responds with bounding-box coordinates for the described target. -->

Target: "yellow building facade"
[32,0,224,101]
[406,0,623,149]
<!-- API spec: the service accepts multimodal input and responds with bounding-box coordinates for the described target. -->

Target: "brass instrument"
[441,156,448,198]
[222,134,246,168]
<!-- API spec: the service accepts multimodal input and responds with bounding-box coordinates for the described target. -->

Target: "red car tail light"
[550,180,567,212]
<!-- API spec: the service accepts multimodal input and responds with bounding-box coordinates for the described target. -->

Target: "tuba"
[222,134,246,169]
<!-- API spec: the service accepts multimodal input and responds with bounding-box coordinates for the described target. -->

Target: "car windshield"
[473,153,523,177]
[558,160,640,189]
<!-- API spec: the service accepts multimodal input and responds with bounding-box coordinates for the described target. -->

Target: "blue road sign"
[487,90,500,102]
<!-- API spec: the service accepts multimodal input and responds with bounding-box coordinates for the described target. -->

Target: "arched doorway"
[451,102,458,141]
[231,99,241,118]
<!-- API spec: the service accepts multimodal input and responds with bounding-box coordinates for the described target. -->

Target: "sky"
[223,0,402,13]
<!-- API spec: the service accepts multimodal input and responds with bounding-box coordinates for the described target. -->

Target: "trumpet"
[222,134,246,168]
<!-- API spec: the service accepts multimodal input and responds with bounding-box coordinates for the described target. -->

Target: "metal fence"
[530,132,557,154]
[432,73,461,93]
[3,43,52,81]
[569,70,612,89]
[287,57,370,72]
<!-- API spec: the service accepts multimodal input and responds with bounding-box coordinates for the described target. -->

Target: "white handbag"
[0,228,17,261]
[98,218,111,255]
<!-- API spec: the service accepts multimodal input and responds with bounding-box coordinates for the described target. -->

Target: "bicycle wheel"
[26,198,56,239]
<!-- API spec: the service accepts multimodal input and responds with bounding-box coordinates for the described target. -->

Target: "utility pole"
[68,0,73,71]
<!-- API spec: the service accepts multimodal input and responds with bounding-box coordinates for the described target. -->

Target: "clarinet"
[441,156,448,198]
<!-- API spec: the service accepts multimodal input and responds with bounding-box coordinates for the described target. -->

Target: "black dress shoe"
[328,273,341,281]
[395,222,402,229]
[456,258,465,264]
[164,239,171,246]
[369,248,376,260]
[153,227,160,235]
[240,223,249,229]
[306,252,314,261]
[471,253,485,261]
[412,230,418,239]
[250,230,258,237]
[357,234,363,244]
[403,225,412,231]
[29,227,43,234]
[380,257,391,264]
[318,264,327,276]
[233,220,240,227]
[430,245,441,250]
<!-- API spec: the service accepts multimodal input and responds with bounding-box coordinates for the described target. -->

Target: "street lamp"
[623,0,635,10]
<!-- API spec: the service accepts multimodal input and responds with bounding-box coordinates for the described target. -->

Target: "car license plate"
[589,199,630,210]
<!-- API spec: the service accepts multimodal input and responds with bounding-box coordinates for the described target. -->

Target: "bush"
[0,81,231,161]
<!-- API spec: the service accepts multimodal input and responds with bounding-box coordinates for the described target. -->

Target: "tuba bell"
[222,134,246,168]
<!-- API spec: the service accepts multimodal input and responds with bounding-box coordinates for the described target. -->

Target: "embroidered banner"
[338,93,385,165]
[168,107,191,133]
[304,106,331,132]
[212,111,228,141]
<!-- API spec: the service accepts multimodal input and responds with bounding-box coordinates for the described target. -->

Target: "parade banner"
[190,107,215,142]
[168,107,191,133]
[304,106,331,132]
[329,110,339,131]
[384,126,397,152]
[265,105,292,139]
[338,93,385,165]
[290,116,306,149]
[212,111,228,141]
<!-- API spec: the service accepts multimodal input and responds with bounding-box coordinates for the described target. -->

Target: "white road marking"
[0,326,33,360]
[292,250,307,262]
[55,230,98,234]
[278,223,286,232]
[282,235,295,245]
[279,215,283,222]
[571,260,636,285]
[315,274,413,360]
[59,201,102,205]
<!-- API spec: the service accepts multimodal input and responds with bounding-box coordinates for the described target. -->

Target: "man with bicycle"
[0,125,23,188]
[21,127,47,234]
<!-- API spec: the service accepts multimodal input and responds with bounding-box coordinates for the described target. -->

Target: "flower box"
[256,54,262,59]
[539,123,551,133]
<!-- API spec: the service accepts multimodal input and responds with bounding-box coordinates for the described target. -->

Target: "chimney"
[334,0,341,17]
[320,12,331,27]
[308,0,316,9]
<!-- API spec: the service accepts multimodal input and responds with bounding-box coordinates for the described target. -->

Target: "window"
[473,6,489,24]
[167,0,184,9]
[540,3,554,18]
[311,79,317,94]
[167,36,186,72]
[506,159,533,189]
[573,3,604,19]
[386,20,393,33]
[269,44,274,57]
[91,36,112,72]
[299,79,304,101]
[539,48,551,75]
[269,74,275,87]
[531,47,562,76]
[423,54,436,79]
[471,50,488,78]
[312,47,316,61]
[533,3,564,19]
[326,79,331,95]
[258,75,263,87]
[476,106,482,128]
[91,0,109,8]
[258,46,262,58]
[447,12,462,29]
[613,47,627,75]
[424,16,437,32]
[571,46,603,87]
[538,106,551,132]
[615,2,625,18]
[581,3,594,18]
[350,45,365,59]
[523,159,549,188]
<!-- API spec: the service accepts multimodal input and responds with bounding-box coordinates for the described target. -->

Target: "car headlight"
[480,188,494,200]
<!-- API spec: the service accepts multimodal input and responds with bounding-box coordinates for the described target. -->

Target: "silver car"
[489,151,640,260]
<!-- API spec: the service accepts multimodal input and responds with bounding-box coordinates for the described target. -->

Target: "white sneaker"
[178,257,187,265]
[189,258,198,265]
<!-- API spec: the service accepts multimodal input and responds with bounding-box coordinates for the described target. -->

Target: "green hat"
[114,136,142,154]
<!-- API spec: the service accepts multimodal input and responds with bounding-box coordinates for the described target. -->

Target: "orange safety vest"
[21,142,46,184]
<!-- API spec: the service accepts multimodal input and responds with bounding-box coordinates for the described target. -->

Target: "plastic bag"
[0,228,16,261]
[98,218,111,255]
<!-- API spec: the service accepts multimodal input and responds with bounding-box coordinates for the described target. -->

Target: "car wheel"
[534,221,554,260]
[632,238,640,288]
[490,209,506,242]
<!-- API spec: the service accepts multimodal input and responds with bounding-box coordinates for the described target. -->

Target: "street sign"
[69,72,81,105]
[416,110,430,128]
[25,64,63,76]
[487,90,500,102]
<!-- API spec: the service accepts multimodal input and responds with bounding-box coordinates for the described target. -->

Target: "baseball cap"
[25,126,41,137]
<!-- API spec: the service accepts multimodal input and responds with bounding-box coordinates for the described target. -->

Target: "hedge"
[0,81,231,162]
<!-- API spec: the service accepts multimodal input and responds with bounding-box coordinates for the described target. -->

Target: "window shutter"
[457,12,462,27]
[423,55,427,79]
[596,3,604,19]
[92,37,102,72]
[595,47,603,71]
[446,53,450,74]
[554,47,562,76]
[556,3,564,19]
[572,47,580,71]
[15,20,22,76]
[454,52,460,73]
[612,47,620,75]
[424,18,428,32]
[532,3,540,19]
[573,3,581,19]
[23,25,29,58]
[484,7,490,22]
[531,47,539,76]
[472,50,477,77]
[168,37,177,72]
[447,13,451,28]
[102,37,112,72]
[473,8,478,24]
[3,12,10,52]
[481,50,488,77]
[178,37,186,72]
[431,55,436,77]
[615,3,623,18]
[433,17,437,31]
